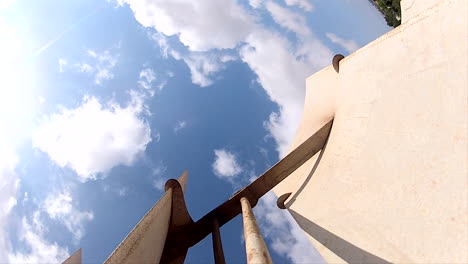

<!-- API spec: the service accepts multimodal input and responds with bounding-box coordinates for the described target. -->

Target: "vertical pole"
[212,218,226,264]
[240,197,273,264]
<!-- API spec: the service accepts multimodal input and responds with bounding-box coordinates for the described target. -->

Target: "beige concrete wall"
[104,190,172,264]
[62,249,81,264]
[273,0,468,263]
[102,172,187,264]
[401,0,443,23]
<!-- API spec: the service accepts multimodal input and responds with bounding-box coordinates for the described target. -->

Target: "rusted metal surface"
[276,192,292,209]
[240,197,273,264]
[160,120,333,261]
[332,54,344,73]
[212,218,226,264]
[160,172,193,264]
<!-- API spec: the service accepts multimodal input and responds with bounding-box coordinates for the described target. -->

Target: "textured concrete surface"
[401,0,442,23]
[273,0,468,263]
[62,248,81,264]
[241,197,273,264]
[103,189,173,264]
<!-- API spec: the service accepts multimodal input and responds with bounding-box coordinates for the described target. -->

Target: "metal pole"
[240,197,273,264]
[212,218,226,264]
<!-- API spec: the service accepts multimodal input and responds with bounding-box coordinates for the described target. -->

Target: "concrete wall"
[401,0,443,23]
[273,0,468,263]
[104,190,173,264]
[62,249,81,264]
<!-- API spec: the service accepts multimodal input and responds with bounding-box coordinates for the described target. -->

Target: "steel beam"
[212,218,226,264]
[240,197,272,264]
[160,120,333,261]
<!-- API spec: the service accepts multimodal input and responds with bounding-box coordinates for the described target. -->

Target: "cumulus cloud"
[212,149,243,179]
[254,192,324,263]
[128,1,332,156]
[43,190,93,242]
[326,32,359,53]
[8,213,69,264]
[143,1,332,156]
[122,0,255,51]
[240,29,332,156]
[33,93,151,180]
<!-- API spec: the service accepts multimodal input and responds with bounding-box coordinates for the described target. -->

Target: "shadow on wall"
[289,210,392,264]
[284,120,334,209]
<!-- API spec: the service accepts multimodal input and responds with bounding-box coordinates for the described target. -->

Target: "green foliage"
[370,0,401,27]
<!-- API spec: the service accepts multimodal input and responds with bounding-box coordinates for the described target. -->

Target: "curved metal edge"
[332,54,345,73]
[160,172,194,264]
[277,193,292,209]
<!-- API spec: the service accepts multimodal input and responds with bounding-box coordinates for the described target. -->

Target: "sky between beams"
[0,0,390,262]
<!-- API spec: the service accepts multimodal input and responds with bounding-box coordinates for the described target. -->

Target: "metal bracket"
[160,175,194,264]
[333,54,345,73]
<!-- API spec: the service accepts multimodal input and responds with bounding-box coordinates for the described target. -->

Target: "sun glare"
[0,20,38,148]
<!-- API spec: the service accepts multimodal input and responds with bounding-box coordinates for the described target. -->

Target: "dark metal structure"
[160,120,333,263]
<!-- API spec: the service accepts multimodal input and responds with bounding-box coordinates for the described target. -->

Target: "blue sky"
[0,0,390,263]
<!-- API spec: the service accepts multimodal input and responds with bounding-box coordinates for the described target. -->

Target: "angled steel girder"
[161,119,333,263]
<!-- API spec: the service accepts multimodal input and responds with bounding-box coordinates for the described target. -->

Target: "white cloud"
[151,32,171,59]
[151,163,167,191]
[138,68,157,96]
[163,45,230,87]
[265,1,311,36]
[0,149,19,262]
[8,214,69,264]
[174,120,187,133]
[152,32,224,87]
[248,0,263,8]
[125,0,333,158]
[76,63,93,73]
[43,190,93,242]
[184,52,228,87]
[33,93,151,180]
[240,30,332,156]
[212,149,242,179]
[153,130,161,143]
[123,0,255,51]
[325,32,359,53]
[254,192,324,263]
[0,22,40,262]
[284,0,313,12]
[72,49,118,85]
[152,177,166,192]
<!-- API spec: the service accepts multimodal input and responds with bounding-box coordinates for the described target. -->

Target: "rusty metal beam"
[240,197,272,264]
[160,172,193,264]
[160,119,333,262]
[212,218,226,264]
